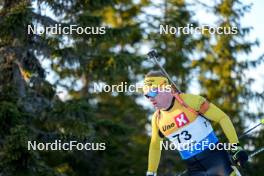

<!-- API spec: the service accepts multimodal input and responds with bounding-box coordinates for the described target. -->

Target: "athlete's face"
[145,88,174,110]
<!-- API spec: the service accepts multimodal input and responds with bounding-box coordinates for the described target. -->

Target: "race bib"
[166,116,218,159]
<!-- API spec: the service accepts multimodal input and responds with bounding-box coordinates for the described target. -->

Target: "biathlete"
[142,71,248,176]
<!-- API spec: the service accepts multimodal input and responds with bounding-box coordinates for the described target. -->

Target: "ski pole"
[239,118,264,139]
[250,146,264,158]
[147,50,181,93]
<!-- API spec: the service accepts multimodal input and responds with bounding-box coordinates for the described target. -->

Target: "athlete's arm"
[181,94,239,144]
[147,111,163,173]
[203,102,239,143]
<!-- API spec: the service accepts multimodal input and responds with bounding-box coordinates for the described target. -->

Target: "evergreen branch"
[31,12,60,26]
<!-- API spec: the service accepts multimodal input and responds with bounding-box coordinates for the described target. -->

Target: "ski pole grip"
[147,50,158,58]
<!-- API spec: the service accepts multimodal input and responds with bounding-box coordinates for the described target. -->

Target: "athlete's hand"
[231,145,249,168]
[146,171,157,176]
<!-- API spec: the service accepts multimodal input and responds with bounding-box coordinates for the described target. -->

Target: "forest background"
[0,0,263,175]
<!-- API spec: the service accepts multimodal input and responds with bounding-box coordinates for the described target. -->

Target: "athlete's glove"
[231,145,249,168]
[146,171,157,176]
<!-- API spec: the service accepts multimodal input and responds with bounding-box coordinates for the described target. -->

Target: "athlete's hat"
[138,76,171,94]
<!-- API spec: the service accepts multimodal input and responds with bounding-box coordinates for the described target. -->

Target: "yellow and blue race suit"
[148,93,239,174]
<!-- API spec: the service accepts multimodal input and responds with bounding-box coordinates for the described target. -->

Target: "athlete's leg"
[199,150,234,176]
[185,149,237,176]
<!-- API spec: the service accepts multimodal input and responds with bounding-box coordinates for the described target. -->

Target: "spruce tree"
[0,0,150,175]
